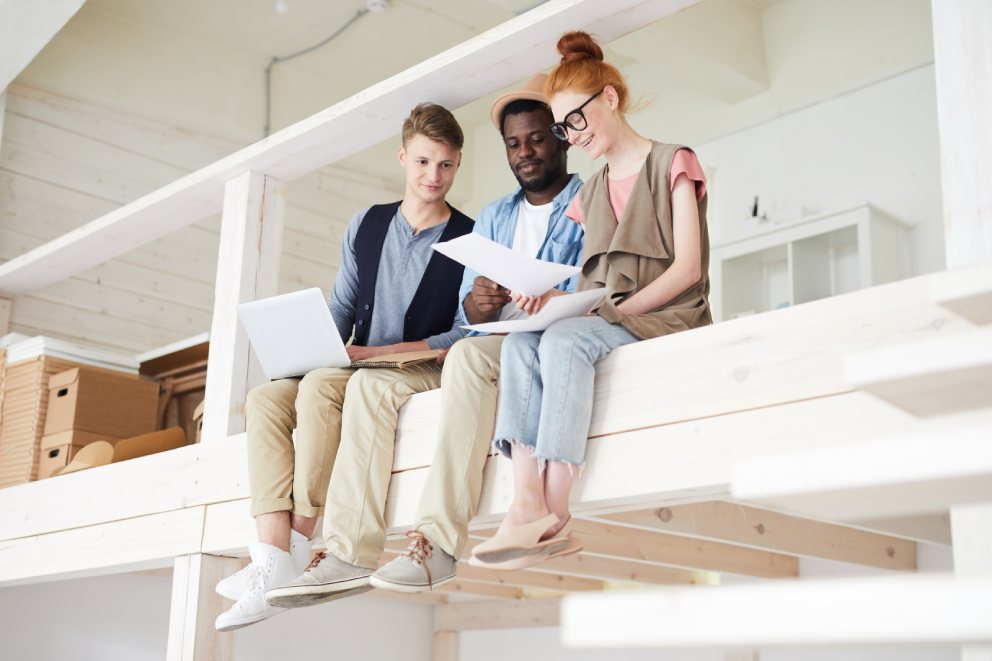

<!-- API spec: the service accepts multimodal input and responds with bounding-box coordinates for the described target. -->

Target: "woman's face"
[549,86,617,159]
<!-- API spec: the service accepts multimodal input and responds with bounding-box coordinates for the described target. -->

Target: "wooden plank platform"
[4,265,986,593]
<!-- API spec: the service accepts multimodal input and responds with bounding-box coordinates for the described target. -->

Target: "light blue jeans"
[492,315,639,466]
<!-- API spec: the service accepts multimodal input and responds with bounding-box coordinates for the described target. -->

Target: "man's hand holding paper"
[432,233,580,297]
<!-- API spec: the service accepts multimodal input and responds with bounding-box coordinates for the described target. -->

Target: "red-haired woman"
[471,31,712,569]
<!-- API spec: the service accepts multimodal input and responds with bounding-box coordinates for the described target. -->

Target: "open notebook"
[350,349,443,369]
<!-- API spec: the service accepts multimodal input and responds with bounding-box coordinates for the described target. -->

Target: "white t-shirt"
[499,199,555,321]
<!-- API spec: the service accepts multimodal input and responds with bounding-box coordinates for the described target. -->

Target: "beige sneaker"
[264,551,372,609]
[370,531,456,593]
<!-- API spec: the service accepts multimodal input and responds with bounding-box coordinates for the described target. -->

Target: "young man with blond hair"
[215,102,473,631]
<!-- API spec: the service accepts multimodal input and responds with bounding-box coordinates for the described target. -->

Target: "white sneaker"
[216,531,311,601]
[215,543,299,632]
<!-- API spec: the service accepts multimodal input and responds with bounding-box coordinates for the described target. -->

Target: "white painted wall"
[0,573,434,661]
[696,65,944,275]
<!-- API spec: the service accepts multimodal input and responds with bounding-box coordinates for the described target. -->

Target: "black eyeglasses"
[549,89,603,141]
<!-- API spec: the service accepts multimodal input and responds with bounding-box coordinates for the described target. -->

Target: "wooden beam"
[950,502,992,661]
[529,552,705,586]
[951,502,992,576]
[732,414,992,521]
[436,598,560,632]
[600,502,916,571]
[560,574,992,648]
[201,171,285,440]
[566,518,797,579]
[438,581,525,600]
[849,513,951,546]
[0,297,10,335]
[932,0,992,269]
[0,0,699,298]
[0,433,248,543]
[456,565,605,593]
[434,631,458,661]
[844,326,992,417]
[0,0,86,90]
[166,554,241,661]
[0,507,205,587]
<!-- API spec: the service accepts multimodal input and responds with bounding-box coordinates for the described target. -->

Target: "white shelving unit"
[709,205,913,321]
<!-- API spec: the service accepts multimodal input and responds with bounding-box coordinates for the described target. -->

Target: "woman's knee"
[500,331,541,364]
[538,318,603,364]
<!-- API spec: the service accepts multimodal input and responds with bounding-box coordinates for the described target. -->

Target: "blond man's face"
[397,133,461,205]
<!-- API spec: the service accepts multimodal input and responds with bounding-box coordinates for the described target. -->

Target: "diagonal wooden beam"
[455,565,604,593]
[566,518,797,579]
[528,553,704,586]
[438,581,524,600]
[599,501,916,571]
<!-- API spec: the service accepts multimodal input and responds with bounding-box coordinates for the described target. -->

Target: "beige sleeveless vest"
[578,141,712,340]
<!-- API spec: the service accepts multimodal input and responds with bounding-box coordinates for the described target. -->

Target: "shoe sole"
[472,534,570,564]
[265,577,373,608]
[215,606,285,632]
[215,584,242,601]
[368,572,455,593]
[469,537,583,571]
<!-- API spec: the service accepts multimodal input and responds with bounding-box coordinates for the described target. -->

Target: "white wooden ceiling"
[81,0,773,137]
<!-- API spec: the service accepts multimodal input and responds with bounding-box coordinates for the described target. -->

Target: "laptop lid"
[238,288,351,379]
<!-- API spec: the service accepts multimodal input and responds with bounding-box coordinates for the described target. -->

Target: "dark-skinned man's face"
[502,109,567,193]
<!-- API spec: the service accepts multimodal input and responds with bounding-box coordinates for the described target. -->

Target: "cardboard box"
[0,355,87,489]
[36,430,123,480]
[43,367,159,439]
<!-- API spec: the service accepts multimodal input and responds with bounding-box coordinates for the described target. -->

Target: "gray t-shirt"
[328,206,466,349]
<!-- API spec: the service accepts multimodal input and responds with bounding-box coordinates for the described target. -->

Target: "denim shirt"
[458,173,585,332]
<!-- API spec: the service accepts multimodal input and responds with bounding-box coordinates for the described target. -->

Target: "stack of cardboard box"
[0,354,91,488]
[0,335,158,487]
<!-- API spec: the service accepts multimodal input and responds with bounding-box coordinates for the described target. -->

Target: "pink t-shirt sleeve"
[565,195,585,226]
[670,148,707,201]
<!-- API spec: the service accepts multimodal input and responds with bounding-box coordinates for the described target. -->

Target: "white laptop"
[238,288,351,379]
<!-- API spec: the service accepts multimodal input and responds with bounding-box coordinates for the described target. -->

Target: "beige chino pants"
[323,335,504,569]
[246,367,356,519]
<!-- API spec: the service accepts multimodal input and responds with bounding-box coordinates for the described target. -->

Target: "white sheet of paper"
[463,288,606,333]
[432,232,580,296]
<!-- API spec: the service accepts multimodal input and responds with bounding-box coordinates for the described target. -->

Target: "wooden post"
[932,0,992,268]
[951,503,992,661]
[0,297,10,335]
[166,553,243,661]
[434,631,459,661]
[201,171,286,441]
[0,90,6,148]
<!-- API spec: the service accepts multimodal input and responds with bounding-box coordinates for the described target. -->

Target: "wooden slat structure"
[0,0,989,659]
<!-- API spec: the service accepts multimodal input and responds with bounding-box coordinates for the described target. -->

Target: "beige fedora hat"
[489,73,549,129]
